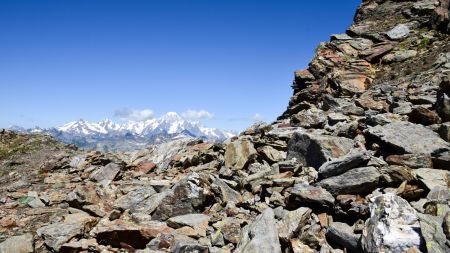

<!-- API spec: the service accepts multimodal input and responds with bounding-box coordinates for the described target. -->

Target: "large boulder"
[366,121,450,155]
[319,167,381,195]
[224,138,257,170]
[235,208,281,253]
[287,132,355,169]
[361,194,422,253]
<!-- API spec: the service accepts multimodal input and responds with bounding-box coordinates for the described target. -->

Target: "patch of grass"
[0,135,47,160]
[418,37,431,49]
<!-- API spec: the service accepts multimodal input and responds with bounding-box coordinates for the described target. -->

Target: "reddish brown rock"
[137,162,157,174]
[408,107,441,125]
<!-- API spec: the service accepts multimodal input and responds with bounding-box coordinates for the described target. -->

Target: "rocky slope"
[1,0,450,252]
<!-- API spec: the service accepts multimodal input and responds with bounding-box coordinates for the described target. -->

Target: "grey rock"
[291,108,327,128]
[385,154,433,169]
[415,168,450,190]
[37,213,97,251]
[258,145,286,163]
[348,38,374,51]
[235,208,281,253]
[436,89,450,122]
[90,163,121,186]
[0,233,34,253]
[393,102,413,115]
[426,186,450,202]
[287,132,355,169]
[137,137,199,171]
[211,176,242,205]
[114,186,158,213]
[412,0,439,14]
[418,213,450,253]
[170,234,208,253]
[444,212,450,240]
[319,167,381,195]
[318,150,371,178]
[224,138,257,170]
[167,213,210,229]
[27,197,46,208]
[331,34,353,41]
[382,50,417,63]
[366,121,450,155]
[152,173,209,221]
[366,113,406,126]
[327,222,360,253]
[291,184,335,206]
[438,122,450,141]
[277,207,311,241]
[361,194,421,253]
[386,24,410,40]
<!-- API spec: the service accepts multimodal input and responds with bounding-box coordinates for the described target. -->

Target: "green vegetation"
[418,37,431,49]
[0,134,45,160]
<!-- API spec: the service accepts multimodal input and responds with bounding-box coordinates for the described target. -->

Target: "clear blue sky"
[0,0,361,131]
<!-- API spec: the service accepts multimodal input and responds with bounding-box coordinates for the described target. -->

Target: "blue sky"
[0,0,361,131]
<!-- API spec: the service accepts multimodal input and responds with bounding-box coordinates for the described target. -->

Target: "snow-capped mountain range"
[13,112,235,151]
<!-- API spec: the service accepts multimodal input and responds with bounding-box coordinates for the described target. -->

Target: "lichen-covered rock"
[361,194,422,253]
[418,213,450,253]
[277,207,311,241]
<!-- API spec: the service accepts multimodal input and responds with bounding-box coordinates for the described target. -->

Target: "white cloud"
[182,109,214,121]
[227,113,265,122]
[114,108,154,121]
[252,113,264,121]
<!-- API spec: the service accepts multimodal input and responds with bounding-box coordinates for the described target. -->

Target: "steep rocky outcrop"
[1,0,450,252]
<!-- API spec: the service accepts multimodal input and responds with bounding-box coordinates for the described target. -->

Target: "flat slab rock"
[319,166,381,195]
[366,121,450,155]
[291,183,335,206]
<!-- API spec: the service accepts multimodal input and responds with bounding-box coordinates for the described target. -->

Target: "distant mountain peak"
[13,113,235,151]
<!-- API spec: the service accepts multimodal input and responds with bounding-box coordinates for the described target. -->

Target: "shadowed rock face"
[1,0,450,252]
